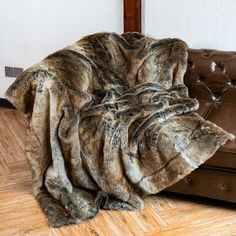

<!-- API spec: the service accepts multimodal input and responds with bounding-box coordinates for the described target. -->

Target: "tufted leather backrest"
[184,49,236,153]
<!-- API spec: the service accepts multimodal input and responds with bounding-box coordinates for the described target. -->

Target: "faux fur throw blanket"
[5,32,234,227]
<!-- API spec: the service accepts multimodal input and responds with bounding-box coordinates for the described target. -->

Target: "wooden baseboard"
[0,98,15,109]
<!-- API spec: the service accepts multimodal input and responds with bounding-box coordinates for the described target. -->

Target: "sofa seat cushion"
[167,167,236,203]
[203,151,236,169]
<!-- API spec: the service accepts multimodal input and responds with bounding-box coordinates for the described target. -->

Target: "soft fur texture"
[5,32,234,227]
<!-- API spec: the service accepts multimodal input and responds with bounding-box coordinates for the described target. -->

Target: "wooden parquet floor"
[1,108,236,236]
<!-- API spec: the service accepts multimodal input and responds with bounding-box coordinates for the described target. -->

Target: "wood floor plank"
[159,203,236,228]
[146,194,178,213]
[0,170,31,185]
[127,203,167,232]
[86,212,118,236]
[1,108,236,235]
[101,210,144,236]
[0,151,11,175]
[145,215,236,236]
[51,212,116,236]
[0,191,36,214]
[0,109,27,150]
[0,113,25,163]
[7,159,29,173]
[0,205,52,236]
[50,225,85,236]
[0,170,31,190]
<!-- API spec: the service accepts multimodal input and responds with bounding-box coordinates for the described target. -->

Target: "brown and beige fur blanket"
[5,32,234,227]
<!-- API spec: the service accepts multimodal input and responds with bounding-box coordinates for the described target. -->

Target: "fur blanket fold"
[5,32,234,227]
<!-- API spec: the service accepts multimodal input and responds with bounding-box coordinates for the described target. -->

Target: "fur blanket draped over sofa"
[5,32,234,227]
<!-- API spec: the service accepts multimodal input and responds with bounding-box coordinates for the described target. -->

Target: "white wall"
[143,0,236,50]
[0,0,123,98]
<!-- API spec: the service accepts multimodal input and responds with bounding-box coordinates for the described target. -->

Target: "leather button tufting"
[203,51,210,57]
[215,62,225,72]
[219,183,228,192]
[184,176,192,185]
[187,60,194,69]
[210,62,216,72]
[211,95,221,102]
[197,75,205,83]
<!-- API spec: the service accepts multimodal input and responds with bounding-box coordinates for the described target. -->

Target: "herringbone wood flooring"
[1,108,236,236]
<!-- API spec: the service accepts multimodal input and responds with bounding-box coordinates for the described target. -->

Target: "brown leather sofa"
[168,49,236,203]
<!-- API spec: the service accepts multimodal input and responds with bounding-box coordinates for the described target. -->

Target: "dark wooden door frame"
[124,0,142,33]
